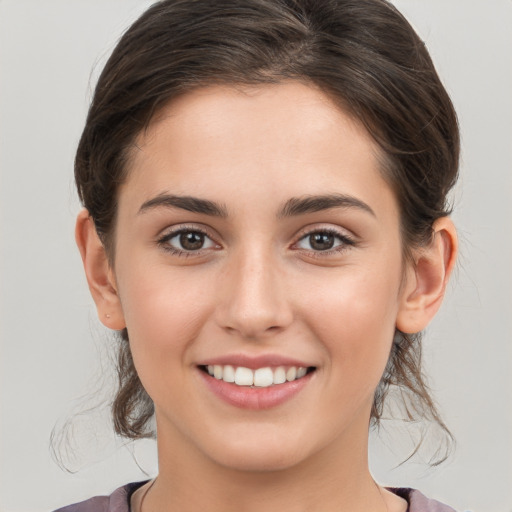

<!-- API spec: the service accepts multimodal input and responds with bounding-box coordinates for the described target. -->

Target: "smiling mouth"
[200,365,316,388]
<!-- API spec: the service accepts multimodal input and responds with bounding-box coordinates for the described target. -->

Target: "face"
[109,82,411,472]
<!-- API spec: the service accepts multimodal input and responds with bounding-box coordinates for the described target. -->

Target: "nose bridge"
[218,241,292,338]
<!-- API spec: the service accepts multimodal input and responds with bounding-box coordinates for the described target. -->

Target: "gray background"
[1,1,511,511]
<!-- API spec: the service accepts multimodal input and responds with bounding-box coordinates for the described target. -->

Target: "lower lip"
[198,369,313,410]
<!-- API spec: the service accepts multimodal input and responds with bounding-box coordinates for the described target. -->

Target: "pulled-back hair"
[75,0,459,448]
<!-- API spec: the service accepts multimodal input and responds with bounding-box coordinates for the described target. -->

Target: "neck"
[146,415,387,512]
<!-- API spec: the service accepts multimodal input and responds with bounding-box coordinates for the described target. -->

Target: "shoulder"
[53,481,148,512]
[390,488,457,512]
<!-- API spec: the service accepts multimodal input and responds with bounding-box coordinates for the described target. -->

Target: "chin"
[213,447,306,473]
[202,429,312,473]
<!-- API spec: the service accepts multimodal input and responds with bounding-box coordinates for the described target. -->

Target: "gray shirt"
[54,481,456,512]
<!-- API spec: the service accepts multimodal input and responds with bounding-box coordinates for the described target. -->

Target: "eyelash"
[157,226,219,257]
[156,226,356,258]
[293,227,356,257]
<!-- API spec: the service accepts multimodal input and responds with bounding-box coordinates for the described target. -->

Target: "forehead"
[136,83,370,156]
[121,82,396,219]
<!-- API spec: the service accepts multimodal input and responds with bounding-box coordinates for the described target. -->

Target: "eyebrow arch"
[138,194,228,217]
[278,194,375,218]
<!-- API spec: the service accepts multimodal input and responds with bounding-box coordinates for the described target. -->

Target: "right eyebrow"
[278,193,376,218]
[138,194,228,218]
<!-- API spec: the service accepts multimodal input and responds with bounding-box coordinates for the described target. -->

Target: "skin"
[76,82,457,512]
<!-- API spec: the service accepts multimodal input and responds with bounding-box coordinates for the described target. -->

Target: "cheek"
[114,264,222,412]
[300,266,401,387]
[115,261,216,365]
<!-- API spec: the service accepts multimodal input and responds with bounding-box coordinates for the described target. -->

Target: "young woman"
[58,0,459,510]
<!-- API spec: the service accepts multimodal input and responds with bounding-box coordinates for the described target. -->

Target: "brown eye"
[295,229,355,253]
[308,232,335,251]
[160,229,217,253]
[179,231,205,250]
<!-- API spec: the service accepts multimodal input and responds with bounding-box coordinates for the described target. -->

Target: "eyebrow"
[138,192,375,219]
[278,194,375,218]
[138,194,228,217]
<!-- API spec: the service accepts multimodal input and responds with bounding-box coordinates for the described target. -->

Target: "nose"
[215,247,293,340]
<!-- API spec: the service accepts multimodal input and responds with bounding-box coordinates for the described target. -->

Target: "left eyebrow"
[138,194,228,217]
[278,194,376,218]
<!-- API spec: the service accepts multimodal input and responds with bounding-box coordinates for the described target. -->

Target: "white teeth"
[205,364,311,387]
[235,366,254,386]
[296,367,307,378]
[223,365,235,383]
[213,365,223,379]
[254,367,274,387]
[274,366,286,384]
[286,367,297,381]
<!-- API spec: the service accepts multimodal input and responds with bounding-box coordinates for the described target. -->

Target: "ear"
[75,209,126,330]
[396,217,457,334]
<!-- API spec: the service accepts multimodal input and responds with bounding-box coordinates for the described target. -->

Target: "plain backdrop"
[1,1,511,511]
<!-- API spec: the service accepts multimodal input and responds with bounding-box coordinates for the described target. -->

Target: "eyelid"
[156,223,221,255]
[291,225,357,254]
[294,223,356,241]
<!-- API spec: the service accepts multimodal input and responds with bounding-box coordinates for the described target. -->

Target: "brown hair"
[75,0,459,452]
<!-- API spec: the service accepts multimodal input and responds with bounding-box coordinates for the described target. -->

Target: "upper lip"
[196,354,315,370]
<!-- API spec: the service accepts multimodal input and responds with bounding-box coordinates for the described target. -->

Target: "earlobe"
[396,217,458,334]
[75,209,126,330]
